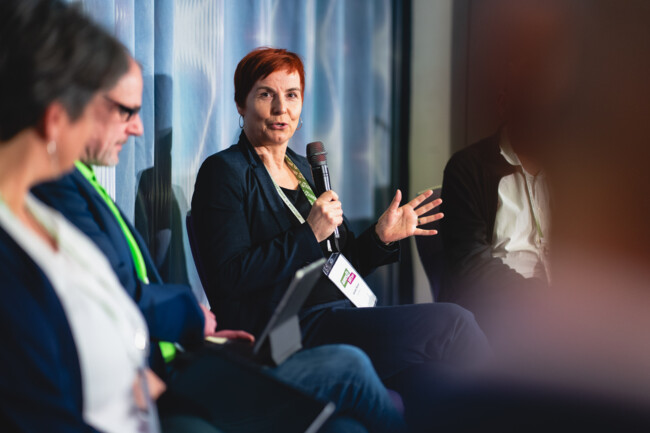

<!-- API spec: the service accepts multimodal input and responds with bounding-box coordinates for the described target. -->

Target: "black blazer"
[32,169,204,354]
[0,225,97,432]
[191,132,399,335]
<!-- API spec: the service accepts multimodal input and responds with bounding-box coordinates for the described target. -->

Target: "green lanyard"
[269,156,339,252]
[269,156,317,224]
[75,161,149,284]
[75,161,176,363]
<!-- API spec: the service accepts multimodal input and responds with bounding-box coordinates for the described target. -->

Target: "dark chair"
[186,210,210,292]
[414,187,444,301]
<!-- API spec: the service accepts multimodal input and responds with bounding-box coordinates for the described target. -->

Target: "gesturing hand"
[307,190,344,242]
[213,329,256,345]
[375,189,443,244]
[200,304,217,337]
[200,303,256,344]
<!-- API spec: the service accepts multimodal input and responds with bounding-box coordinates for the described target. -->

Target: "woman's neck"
[253,142,289,173]
[0,135,40,215]
[0,133,59,250]
[249,139,300,189]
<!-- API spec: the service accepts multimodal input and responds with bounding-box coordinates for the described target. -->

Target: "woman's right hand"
[307,190,343,242]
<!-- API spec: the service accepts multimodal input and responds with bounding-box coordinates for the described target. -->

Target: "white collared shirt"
[492,136,551,282]
[0,194,150,433]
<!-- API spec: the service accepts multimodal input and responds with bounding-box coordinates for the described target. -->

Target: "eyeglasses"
[104,96,141,121]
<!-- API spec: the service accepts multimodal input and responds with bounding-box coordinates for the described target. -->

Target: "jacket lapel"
[237,133,295,233]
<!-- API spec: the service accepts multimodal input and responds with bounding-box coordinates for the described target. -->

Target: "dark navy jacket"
[0,226,98,432]
[32,168,204,357]
[191,133,399,336]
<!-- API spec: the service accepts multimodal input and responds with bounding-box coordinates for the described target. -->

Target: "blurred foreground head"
[548,0,650,269]
[482,0,650,405]
[488,0,580,156]
[0,0,128,177]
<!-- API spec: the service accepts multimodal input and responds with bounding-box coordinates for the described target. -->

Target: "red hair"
[234,47,305,109]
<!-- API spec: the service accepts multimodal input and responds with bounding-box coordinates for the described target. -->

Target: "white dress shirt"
[0,194,152,433]
[492,136,551,282]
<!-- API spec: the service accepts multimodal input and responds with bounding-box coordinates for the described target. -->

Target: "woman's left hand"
[212,329,256,345]
[200,304,218,337]
[375,189,443,244]
[133,368,167,408]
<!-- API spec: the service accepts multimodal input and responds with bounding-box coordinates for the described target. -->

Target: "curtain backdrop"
[71,0,395,305]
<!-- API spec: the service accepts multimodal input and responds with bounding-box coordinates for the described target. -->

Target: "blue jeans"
[267,345,407,433]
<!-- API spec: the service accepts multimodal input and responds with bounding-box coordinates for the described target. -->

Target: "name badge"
[323,253,377,308]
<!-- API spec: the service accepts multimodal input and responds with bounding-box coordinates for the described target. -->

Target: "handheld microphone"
[306,141,340,251]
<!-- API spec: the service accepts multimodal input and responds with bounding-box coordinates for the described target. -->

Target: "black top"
[280,186,347,306]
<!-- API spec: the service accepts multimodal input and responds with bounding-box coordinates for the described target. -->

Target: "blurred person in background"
[422,0,650,430]
[440,0,577,331]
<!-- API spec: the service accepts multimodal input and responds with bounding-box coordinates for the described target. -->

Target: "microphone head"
[306,141,327,167]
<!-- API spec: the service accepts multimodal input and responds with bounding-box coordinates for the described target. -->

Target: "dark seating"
[414,187,444,301]
[186,210,210,292]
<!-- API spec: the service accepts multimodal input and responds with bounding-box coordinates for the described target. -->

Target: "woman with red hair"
[192,47,490,414]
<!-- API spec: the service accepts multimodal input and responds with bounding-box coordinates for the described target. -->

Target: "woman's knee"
[318,344,374,373]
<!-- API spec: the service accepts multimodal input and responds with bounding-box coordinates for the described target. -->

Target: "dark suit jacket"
[191,132,399,335]
[0,226,98,433]
[32,169,204,353]
[440,133,542,306]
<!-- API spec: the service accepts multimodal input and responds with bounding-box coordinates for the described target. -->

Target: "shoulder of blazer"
[33,167,104,212]
[55,167,98,197]
[446,132,516,181]
[197,143,250,181]
[199,132,263,172]
[0,225,46,281]
[69,167,97,193]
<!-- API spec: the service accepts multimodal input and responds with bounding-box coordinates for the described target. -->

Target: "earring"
[296,117,303,131]
[46,140,60,173]
[239,115,245,128]
[46,140,57,156]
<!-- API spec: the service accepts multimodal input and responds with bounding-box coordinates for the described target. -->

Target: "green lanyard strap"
[269,156,317,224]
[74,161,176,363]
[75,161,149,284]
[285,157,317,204]
[268,156,339,252]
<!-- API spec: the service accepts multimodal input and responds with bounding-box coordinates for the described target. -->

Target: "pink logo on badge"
[340,269,357,288]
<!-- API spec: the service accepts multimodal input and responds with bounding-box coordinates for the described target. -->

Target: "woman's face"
[52,94,104,176]
[239,69,303,148]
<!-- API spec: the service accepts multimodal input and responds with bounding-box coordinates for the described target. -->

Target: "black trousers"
[300,300,491,381]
